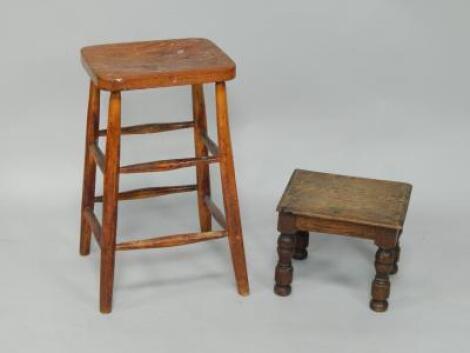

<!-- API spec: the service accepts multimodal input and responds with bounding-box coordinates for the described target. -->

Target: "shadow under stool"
[274,169,412,312]
[79,38,249,313]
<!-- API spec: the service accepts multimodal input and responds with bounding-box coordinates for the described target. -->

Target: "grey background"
[1,0,469,352]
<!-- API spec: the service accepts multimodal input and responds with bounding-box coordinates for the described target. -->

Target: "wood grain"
[99,121,194,136]
[120,156,218,174]
[79,40,249,312]
[215,81,249,296]
[94,184,196,202]
[80,82,100,255]
[274,168,411,312]
[116,231,226,251]
[278,169,412,230]
[100,91,121,314]
[192,84,212,232]
[81,38,236,90]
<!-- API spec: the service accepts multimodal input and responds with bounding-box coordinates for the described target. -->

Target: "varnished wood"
[274,169,412,312]
[83,207,102,248]
[80,82,100,255]
[115,231,226,251]
[99,121,194,136]
[100,91,121,314]
[89,143,105,174]
[370,247,395,312]
[192,84,212,232]
[215,81,249,296]
[80,40,249,313]
[204,196,227,229]
[81,38,236,91]
[274,233,295,296]
[119,156,218,174]
[94,184,197,202]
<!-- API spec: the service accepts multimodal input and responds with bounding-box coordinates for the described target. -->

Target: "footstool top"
[277,169,412,230]
[81,38,236,91]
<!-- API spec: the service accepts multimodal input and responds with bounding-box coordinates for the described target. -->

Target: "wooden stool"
[79,38,249,313]
[274,169,412,312]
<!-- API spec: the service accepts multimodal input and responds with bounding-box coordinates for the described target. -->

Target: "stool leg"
[390,241,401,275]
[274,233,296,296]
[80,82,100,255]
[192,84,212,232]
[293,231,309,260]
[100,91,121,314]
[215,81,249,296]
[370,247,394,312]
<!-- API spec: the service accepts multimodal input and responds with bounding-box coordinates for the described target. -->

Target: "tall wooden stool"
[274,169,412,312]
[79,38,249,313]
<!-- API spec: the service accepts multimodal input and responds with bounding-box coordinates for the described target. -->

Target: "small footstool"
[274,169,412,312]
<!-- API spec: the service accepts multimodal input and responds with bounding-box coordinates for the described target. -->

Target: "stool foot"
[293,231,309,260]
[274,233,295,296]
[370,299,389,312]
[274,284,291,296]
[370,247,394,312]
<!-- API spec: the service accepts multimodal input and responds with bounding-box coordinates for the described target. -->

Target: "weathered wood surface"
[94,185,197,202]
[99,121,194,136]
[274,169,412,313]
[215,81,249,296]
[81,38,236,90]
[277,169,412,230]
[192,84,212,232]
[99,91,121,314]
[120,156,218,174]
[115,231,227,251]
[80,82,100,255]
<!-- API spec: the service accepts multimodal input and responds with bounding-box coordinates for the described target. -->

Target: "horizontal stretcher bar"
[115,230,227,251]
[94,184,197,202]
[99,121,194,136]
[120,156,219,174]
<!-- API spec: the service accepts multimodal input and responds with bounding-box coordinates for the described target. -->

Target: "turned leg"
[390,242,401,275]
[370,247,395,312]
[215,81,249,296]
[100,91,121,314]
[293,231,309,260]
[192,84,212,232]
[80,82,100,255]
[274,233,296,296]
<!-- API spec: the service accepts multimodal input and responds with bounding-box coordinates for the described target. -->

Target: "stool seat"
[81,38,236,91]
[277,169,412,230]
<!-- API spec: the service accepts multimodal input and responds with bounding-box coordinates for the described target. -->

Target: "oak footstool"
[274,169,412,312]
